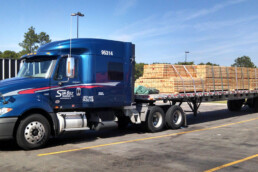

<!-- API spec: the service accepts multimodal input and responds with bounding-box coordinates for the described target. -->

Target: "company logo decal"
[56,90,74,99]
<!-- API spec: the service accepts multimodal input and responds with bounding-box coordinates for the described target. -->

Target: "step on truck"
[0,38,257,149]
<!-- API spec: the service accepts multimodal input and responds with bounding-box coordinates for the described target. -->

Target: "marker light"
[0,108,13,115]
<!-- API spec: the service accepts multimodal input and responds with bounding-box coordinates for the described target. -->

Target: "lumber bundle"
[136,77,204,93]
[143,64,196,78]
[135,64,258,93]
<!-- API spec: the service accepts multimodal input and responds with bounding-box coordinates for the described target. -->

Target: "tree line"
[0,26,51,59]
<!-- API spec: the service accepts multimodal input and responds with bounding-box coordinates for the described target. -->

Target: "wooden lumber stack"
[143,64,196,78]
[135,77,204,93]
[135,64,258,93]
[196,66,230,91]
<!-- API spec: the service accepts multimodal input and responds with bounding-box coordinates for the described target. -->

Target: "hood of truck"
[0,77,50,97]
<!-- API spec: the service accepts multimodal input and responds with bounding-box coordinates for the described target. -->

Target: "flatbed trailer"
[135,90,258,115]
[133,89,258,128]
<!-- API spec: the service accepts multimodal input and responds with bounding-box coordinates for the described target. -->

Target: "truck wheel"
[227,99,244,112]
[165,105,185,129]
[16,114,50,150]
[145,106,165,132]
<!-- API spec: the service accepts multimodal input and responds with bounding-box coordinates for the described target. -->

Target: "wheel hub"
[173,110,182,125]
[24,121,45,144]
[152,112,163,128]
[32,129,39,136]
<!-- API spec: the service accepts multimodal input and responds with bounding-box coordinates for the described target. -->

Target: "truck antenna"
[69,15,73,57]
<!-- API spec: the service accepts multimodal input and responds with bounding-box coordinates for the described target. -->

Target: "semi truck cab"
[0,38,144,149]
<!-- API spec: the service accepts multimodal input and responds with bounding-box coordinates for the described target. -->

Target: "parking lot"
[0,103,257,172]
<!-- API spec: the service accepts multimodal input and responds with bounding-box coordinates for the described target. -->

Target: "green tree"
[0,51,2,58]
[198,62,219,66]
[17,50,29,57]
[1,50,19,59]
[175,61,195,65]
[135,63,146,80]
[231,56,256,68]
[38,32,51,46]
[19,26,39,53]
[19,26,51,54]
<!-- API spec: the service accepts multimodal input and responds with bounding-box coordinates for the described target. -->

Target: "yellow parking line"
[204,154,258,172]
[38,117,258,157]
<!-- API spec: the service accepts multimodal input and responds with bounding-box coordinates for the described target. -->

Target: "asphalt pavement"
[0,103,257,172]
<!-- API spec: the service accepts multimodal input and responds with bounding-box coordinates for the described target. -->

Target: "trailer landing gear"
[186,99,202,117]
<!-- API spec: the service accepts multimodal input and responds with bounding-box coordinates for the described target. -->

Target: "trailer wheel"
[165,105,185,129]
[145,106,165,132]
[16,114,50,150]
[227,99,244,112]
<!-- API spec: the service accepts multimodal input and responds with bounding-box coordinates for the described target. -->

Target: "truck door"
[50,56,82,109]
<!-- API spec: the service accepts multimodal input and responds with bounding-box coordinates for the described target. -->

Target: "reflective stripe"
[3,82,120,96]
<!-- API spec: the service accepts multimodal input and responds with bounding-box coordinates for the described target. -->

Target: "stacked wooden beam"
[135,64,258,93]
[142,64,197,78]
[135,77,204,93]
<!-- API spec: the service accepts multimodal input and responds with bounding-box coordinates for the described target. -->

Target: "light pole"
[185,51,189,63]
[71,12,85,38]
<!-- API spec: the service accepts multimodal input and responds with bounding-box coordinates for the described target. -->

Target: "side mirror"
[66,57,75,78]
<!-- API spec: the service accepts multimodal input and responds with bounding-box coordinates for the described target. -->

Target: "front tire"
[16,114,50,150]
[145,106,165,132]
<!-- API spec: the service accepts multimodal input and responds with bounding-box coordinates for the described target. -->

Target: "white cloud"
[184,0,247,21]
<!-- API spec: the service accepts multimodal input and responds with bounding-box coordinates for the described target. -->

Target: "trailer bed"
[135,89,258,102]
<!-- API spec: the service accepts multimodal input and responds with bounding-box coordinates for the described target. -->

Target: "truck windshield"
[18,59,55,78]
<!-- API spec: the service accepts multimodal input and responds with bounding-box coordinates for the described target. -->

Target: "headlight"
[0,108,13,115]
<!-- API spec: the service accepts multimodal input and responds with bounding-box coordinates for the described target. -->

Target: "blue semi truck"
[0,38,257,149]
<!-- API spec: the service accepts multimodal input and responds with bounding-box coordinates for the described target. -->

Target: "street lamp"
[71,12,85,38]
[185,51,189,63]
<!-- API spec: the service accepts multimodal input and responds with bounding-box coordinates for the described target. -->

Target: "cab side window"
[108,62,124,81]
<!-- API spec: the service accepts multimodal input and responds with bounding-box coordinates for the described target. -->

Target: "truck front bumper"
[0,117,18,139]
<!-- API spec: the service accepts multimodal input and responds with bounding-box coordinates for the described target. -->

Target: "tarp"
[134,85,159,95]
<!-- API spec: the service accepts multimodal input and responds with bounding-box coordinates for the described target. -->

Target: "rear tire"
[145,106,165,132]
[165,105,185,129]
[16,114,50,150]
[227,99,244,112]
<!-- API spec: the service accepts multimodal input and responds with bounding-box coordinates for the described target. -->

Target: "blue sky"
[0,0,257,66]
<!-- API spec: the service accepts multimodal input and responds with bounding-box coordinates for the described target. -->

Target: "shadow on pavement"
[0,105,256,151]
